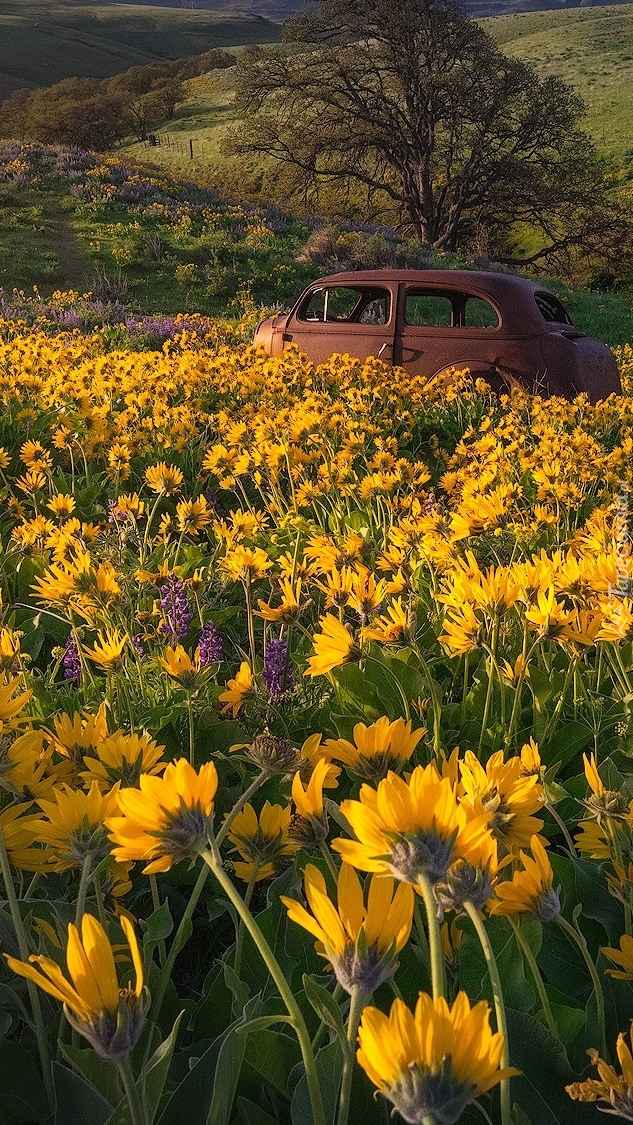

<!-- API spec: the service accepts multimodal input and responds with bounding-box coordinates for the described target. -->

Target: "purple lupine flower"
[198,620,224,666]
[158,574,191,642]
[263,638,293,702]
[131,634,146,658]
[63,635,81,682]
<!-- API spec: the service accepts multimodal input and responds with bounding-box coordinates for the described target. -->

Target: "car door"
[395,285,501,376]
[283,283,397,365]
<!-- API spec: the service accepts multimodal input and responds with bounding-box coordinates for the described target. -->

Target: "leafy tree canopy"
[227,0,629,272]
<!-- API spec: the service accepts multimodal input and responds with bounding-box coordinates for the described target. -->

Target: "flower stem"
[318,840,339,887]
[201,845,326,1125]
[337,987,365,1125]
[0,825,54,1115]
[187,692,195,766]
[557,914,607,1059]
[214,769,268,850]
[149,874,166,967]
[150,863,210,1025]
[417,873,445,1001]
[464,900,512,1125]
[509,918,557,1036]
[75,853,93,927]
[115,1054,148,1125]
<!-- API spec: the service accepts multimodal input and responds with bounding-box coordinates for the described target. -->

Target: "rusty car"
[253,269,621,402]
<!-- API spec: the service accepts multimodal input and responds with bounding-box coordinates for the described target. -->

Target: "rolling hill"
[0,1,281,101]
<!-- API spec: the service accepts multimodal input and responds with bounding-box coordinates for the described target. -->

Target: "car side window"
[534,292,573,325]
[463,296,499,328]
[405,292,453,327]
[299,287,391,324]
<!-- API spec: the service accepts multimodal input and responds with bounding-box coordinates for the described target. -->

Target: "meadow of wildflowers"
[2,188,633,1122]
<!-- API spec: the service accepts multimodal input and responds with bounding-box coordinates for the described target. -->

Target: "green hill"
[484,5,633,159]
[0,1,281,102]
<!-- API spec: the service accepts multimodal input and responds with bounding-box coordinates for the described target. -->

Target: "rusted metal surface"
[254,269,621,403]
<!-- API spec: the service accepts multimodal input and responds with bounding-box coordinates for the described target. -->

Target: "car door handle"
[378,342,392,359]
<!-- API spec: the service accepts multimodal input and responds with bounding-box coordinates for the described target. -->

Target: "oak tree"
[227,0,624,267]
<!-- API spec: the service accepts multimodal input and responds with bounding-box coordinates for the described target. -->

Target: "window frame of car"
[295,284,395,328]
[400,285,502,333]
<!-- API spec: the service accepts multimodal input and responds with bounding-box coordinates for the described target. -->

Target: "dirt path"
[48,207,89,293]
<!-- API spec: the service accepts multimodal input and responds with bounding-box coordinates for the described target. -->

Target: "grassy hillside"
[485,5,633,160]
[0,1,281,102]
[117,3,633,184]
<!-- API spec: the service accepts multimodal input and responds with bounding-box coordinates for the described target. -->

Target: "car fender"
[431,360,526,395]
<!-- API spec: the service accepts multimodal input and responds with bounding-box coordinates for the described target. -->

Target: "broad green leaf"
[290,1040,343,1125]
[52,1060,112,1125]
[243,1029,302,1098]
[302,975,346,1041]
[206,999,260,1125]
[234,1097,278,1125]
[144,1010,184,1122]
[0,1040,48,1122]
[60,1044,121,1107]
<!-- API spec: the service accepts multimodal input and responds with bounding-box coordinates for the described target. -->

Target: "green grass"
[484,5,633,161]
[0,190,73,293]
[0,1,281,102]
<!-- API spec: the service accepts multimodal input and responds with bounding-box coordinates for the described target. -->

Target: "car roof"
[306,269,562,333]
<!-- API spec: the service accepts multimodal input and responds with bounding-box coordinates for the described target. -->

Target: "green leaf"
[541,722,592,771]
[144,1010,184,1123]
[52,1061,112,1125]
[505,1007,580,1125]
[243,1029,301,1098]
[234,1097,278,1125]
[223,961,250,1018]
[302,975,346,1041]
[143,902,173,950]
[60,1044,121,1107]
[206,999,259,1125]
[0,1040,48,1123]
[290,1040,343,1125]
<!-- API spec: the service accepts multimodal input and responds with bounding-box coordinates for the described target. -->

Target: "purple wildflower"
[131,634,146,658]
[158,574,191,642]
[263,638,293,702]
[198,620,224,666]
[63,635,81,682]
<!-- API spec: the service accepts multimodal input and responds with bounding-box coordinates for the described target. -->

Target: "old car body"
[253,270,621,403]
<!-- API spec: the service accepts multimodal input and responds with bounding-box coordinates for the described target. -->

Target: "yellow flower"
[83,628,127,670]
[490,835,560,921]
[219,545,273,582]
[281,862,414,994]
[176,496,212,536]
[324,716,425,784]
[80,731,166,791]
[5,914,148,1060]
[361,597,410,643]
[439,603,482,655]
[0,674,32,722]
[333,763,493,884]
[257,576,306,623]
[304,614,359,677]
[106,758,218,874]
[144,462,183,495]
[34,781,120,872]
[289,756,331,846]
[357,991,519,1120]
[0,804,50,873]
[47,493,76,518]
[219,661,254,717]
[159,644,202,689]
[459,749,544,852]
[50,704,109,766]
[601,934,633,980]
[567,1028,633,1114]
[227,801,298,881]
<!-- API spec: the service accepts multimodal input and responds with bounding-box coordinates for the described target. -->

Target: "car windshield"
[299,286,391,324]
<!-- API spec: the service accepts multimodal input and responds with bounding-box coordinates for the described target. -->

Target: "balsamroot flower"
[333,764,493,885]
[357,991,518,1125]
[324,716,425,784]
[601,933,633,981]
[106,758,218,873]
[227,801,298,881]
[219,661,254,718]
[489,834,560,921]
[304,614,360,677]
[6,914,148,1061]
[281,862,413,994]
[567,1028,633,1119]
